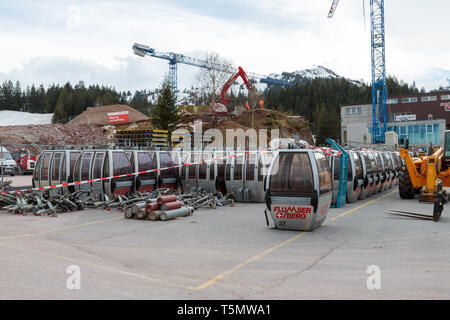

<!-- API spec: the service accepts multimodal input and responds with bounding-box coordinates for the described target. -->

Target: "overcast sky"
[0,0,449,92]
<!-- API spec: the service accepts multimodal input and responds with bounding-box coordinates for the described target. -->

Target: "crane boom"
[328,0,340,18]
[132,43,292,95]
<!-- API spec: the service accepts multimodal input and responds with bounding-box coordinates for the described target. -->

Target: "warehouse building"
[341,91,450,147]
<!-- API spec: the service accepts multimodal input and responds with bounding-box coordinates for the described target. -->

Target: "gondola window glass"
[198,153,209,180]
[234,155,243,180]
[225,160,232,180]
[246,154,256,181]
[362,153,372,174]
[258,153,271,182]
[353,153,363,178]
[33,155,42,182]
[391,153,399,169]
[81,152,93,181]
[92,152,105,179]
[70,152,80,175]
[138,152,156,178]
[61,153,66,181]
[51,152,63,181]
[113,152,131,176]
[375,153,383,171]
[333,157,340,180]
[347,157,352,180]
[314,153,332,195]
[217,155,226,178]
[159,152,176,178]
[269,152,313,197]
[384,153,393,170]
[188,153,198,179]
[40,153,52,181]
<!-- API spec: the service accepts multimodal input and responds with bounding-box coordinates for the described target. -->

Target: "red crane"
[212,66,260,113]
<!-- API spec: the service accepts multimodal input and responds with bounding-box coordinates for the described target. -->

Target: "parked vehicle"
[0,147,17,176]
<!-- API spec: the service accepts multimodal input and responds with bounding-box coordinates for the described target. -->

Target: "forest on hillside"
[264,76,421,144]
[0,80,153,123]
[0,76,424,143]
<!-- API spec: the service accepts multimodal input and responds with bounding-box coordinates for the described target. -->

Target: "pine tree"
[151,78,180,131]
[52,87,73,123]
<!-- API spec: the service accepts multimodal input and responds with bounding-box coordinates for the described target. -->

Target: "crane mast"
[328,0,387,144]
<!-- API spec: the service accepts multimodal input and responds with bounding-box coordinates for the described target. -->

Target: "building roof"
[69,105,150,126]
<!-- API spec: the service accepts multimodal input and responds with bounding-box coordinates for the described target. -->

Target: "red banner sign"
[107,111,129,124]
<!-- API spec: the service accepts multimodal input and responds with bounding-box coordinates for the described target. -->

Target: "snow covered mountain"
[267,65,364,87]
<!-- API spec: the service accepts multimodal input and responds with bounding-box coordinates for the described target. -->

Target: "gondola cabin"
[72,149,133,197]
[346,151,364,203]
[264,149,332,231]
[32,149,82,194]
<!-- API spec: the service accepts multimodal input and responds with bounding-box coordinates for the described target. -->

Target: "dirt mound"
[179,108,313,143]
[69,105,149,126]
[0,124,108,154]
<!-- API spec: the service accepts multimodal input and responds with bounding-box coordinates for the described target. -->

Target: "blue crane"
[328,0,387,144]
[132,43,292,96]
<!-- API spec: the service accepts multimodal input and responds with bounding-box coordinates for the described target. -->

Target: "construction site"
[0,0,449,305]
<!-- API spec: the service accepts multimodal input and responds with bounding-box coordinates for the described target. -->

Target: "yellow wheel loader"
[398,132,450,222]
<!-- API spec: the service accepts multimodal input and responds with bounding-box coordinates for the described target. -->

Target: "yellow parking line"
[0,216,123,241]
[195,189,398,291]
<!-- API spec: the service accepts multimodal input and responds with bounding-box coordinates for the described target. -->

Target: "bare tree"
[195,52,234,108]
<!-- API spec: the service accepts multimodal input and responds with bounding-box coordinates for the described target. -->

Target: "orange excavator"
[212,66,263,114]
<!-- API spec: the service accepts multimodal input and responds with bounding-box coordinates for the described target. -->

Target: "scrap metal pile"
[0,188,235,219]
[121,191,235,221]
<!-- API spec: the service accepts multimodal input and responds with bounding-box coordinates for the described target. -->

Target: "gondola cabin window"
[80,152,93,181]
[70,152,80,175]
[246,154,256,181]
[92,152,105,179]
[314,152,332,195]
[269,152,313,197]
[40,152,52,181]
[51,152,63,181]
[353,153,363,179]
[362,153,372,174]
[159,152,177,178]
[333,156,340,180]
[113,152,131,176]
[198,153,209,180]
[138,152,156,178]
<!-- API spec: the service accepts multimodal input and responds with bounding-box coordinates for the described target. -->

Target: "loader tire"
[399,171,415,199]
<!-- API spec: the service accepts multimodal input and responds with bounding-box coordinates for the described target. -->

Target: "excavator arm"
[219,66,257,108]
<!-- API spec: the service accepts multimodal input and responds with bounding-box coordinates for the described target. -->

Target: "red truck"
[12,150,37,175]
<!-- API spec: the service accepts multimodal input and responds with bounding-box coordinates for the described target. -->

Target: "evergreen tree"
[13,81,23,111]
[52,86,73,123]
[151,78,180,131]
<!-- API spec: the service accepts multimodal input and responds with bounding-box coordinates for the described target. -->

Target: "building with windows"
[341,91,450,147]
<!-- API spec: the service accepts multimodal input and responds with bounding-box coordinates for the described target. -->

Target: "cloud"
[0,0,448,92]
[0,54,206,92]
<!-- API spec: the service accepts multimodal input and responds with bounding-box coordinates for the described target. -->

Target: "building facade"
[341,90,450,147]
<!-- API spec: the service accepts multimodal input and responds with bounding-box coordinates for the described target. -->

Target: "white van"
[0,147,16,176]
